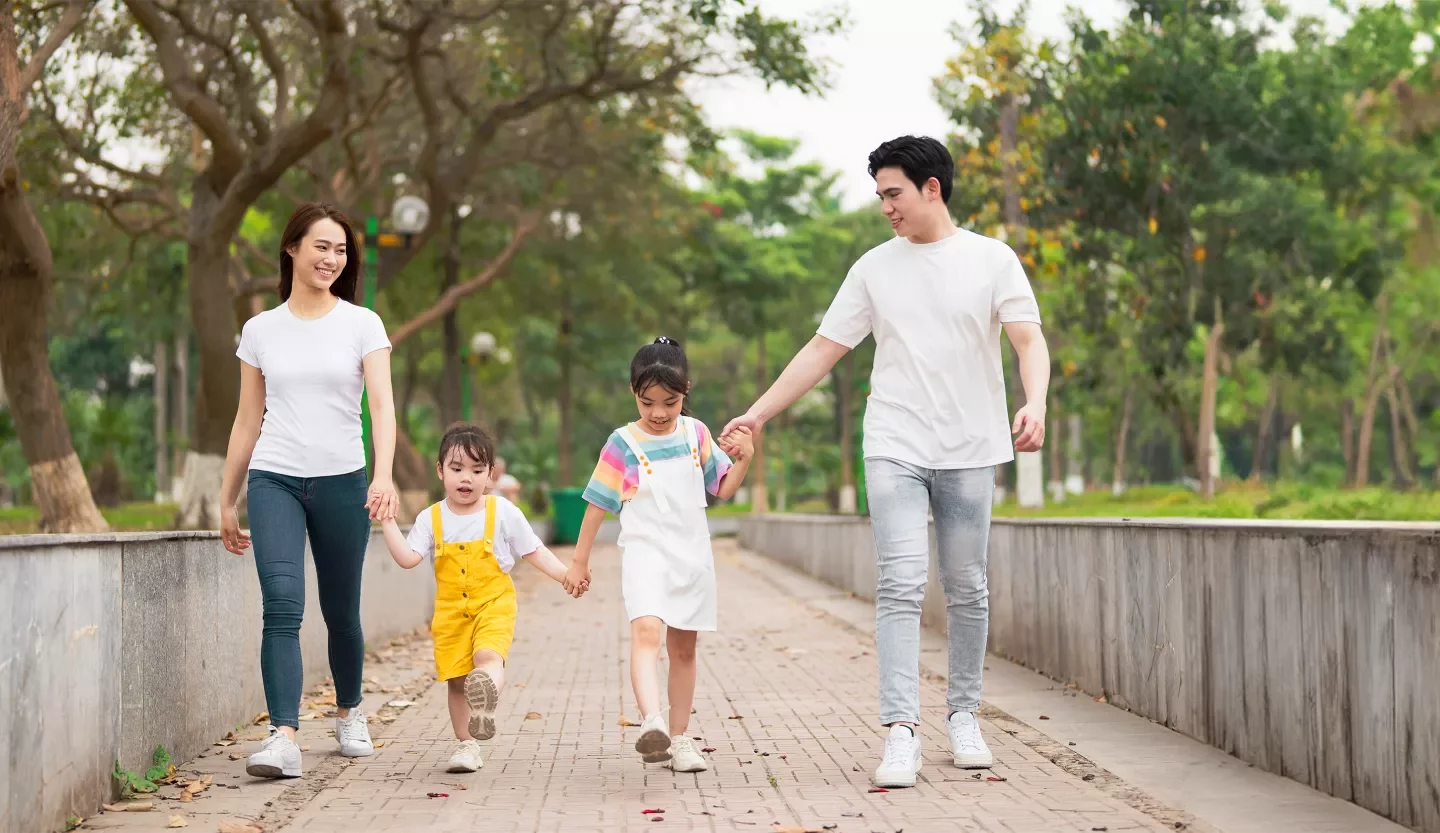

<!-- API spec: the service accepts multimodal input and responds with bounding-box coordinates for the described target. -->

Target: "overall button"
[462,613,470,618]
[460,568,465,574]
[462,592,468,598]
[459,544,466,551]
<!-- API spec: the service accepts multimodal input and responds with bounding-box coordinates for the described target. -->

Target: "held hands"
[365,475,400,522]
[220,505,251,555]
[562,560,591,598]
[1012,403,1046,453]
[720,425,755,461]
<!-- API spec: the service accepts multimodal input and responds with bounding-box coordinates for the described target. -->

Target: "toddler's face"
[633,382,685,435]
[437,449,491,506]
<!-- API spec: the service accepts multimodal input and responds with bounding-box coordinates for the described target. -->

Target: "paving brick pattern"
[272,541,1174,833]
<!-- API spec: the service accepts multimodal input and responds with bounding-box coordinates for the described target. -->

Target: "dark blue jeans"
[248,468,370,729]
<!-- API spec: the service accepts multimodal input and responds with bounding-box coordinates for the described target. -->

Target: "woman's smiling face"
[287,217,348,295]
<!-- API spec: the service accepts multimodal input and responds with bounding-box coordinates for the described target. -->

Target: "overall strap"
[429,502,445,555]
[618,424,670,513]
[483,495,497,544]
[682,417,709,508]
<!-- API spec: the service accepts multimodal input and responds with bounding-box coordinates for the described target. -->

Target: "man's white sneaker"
[948,711,994,769]
[336,709,375,757]
[634,713,672,763]
[246,726,303,778]
[668,737,708,773]
[446,739,484,773]
[873,725,922,788]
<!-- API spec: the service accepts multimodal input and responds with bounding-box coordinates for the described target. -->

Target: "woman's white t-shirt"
[403,498,543,574]
[817,229,1042,470]
[236,299,391,477]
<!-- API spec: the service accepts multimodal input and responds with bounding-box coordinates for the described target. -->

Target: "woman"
[218,202,400,779]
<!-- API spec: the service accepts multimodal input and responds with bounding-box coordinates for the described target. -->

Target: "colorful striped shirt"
[582,419,732,514]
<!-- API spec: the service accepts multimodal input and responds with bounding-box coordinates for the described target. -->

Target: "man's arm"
[722,335,850,439]
[1003,321,1050,452]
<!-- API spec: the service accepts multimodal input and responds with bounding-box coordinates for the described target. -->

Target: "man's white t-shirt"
[404,497,543,574]
[817,228,1041,470]
[237,300,392,477]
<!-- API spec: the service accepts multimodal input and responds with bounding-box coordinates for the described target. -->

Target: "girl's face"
[437,448,491,507]
[287,217,348,296]
[633,382,685,435]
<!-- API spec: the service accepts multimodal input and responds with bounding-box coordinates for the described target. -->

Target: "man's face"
[874,167,938,239]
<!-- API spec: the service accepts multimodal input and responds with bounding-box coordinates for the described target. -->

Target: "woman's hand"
[723,425,755,461]
[220,505,251,555]
[365,475,400,522]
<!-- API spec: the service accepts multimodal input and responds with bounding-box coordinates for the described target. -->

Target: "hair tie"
[654,336,677,346]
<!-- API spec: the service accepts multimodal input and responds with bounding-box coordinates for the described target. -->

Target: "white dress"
[615,417,717,632]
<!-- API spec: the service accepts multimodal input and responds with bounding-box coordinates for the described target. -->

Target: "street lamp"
[461,331,503,424]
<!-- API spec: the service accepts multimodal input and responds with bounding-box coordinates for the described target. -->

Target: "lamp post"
[360,196,429,472]
[461,331,498,424]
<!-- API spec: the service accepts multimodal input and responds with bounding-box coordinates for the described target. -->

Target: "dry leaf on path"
[251,713,269,725]
[228,753,242,761]
[297,712,322,721]
[103,802,154,812]
[617,716,638,727]
[168,815,188,828]
[387,700,414,708]
[213,740,235,747]
[525,712,542,720]
[771,825,821,833]
[217,822,263,833]
[373,741,385,749]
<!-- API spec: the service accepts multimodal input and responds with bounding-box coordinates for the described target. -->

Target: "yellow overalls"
[429,496,518,680]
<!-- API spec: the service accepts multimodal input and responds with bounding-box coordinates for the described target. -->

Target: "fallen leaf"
[426,792,448,798]
[771,825,821,833]
[651,817,664,822]
[179,792,192,803]
[1092,828,1109,832]
[867,788,888,793]
[168,815,188,828]
[840,812,864,818]
[525,712,543,720]
[374,741,385,749]
[642,809,665,815]
[217,822,264,833]
[251,712,269,725]
[1039,715,1050,721]
[986,776,1008,782]
[297,713,323,721]
[1095,695,1108,704]
[513,682,526,688]
[702,747,716,753]
[228,753,242,761]
[387,700,415,708]
[103,802,154,812]
[300,746,310,752]
[617,716,639,727]
[727,715,743,720]
[1082,774,1096,782]
[823,826,838,831]
[213,740,235,747]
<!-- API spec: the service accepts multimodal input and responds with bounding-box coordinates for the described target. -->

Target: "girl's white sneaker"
[667,737,708,773]
[634,714,672,763]
[446,739,484,773]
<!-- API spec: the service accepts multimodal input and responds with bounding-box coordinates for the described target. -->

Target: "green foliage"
[112,745,171,798]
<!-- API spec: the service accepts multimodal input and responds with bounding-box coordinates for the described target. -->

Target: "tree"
[0,0,108,532]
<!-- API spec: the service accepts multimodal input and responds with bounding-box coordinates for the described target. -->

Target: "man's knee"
[877,562,928,606]
[942,570,989,607]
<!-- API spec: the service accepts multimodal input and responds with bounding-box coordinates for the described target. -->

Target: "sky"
[687,0,1369,208]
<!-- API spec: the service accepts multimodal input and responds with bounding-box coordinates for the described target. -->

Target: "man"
[721,136,1048,788]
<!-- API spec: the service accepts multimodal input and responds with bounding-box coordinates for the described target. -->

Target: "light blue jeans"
[865,458,994,725]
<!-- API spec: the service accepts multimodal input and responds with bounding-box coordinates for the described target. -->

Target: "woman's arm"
[220,363,266,555]
[562,504,607,594]
[380,518,425,569]
[362,347,399,521]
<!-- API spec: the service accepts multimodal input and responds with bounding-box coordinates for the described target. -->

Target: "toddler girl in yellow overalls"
[380,424,583,772]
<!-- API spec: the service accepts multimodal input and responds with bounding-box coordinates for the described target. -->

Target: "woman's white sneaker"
[668,737,708,773]
[948,711,994,768]
[446,739,484,773]
[873,725,922,788]
[246,726,303,778]
[336,709,375,757]
[634,714,672,763]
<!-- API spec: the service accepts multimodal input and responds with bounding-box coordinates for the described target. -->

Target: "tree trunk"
[1385,385,1413,488]
[1195,309,1224,499]
[999,90,1028,505]
[175,204,242,529]
[440,206,462,425]
[556,287,574,487]
[399,339,420,432]
[173,326,190,482]
[775,412,789,513]
[1248,374,1280,483]
[1112,388,1133,495]
[154,339,171,501]
[1341,398,1356,486]
[751,334,769,514]
[1355,321,1386,489]
[1046,405,1065,502]
[1065,413,1084,494]
[838,351,856,514]
[0,126,107,531]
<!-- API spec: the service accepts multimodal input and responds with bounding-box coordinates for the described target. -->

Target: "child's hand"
[724,426,755,461]
[563,561,591,598]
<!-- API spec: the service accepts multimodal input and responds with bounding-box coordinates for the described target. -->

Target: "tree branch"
[244,10,288,127]
[387,211,543,347]
[18,0,86,92]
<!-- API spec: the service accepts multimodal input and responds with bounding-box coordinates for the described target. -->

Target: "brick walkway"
[257,541,1176,833]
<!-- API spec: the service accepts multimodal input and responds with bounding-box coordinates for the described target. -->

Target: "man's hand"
[720,412,763,455]
[1012,403,1046,452]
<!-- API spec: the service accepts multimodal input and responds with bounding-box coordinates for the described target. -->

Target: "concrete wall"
[1,530,435,833]
[738,514,1440,833]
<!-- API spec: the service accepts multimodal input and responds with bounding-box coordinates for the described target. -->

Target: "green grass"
[0,502,180,535]
[990,483,1440,522]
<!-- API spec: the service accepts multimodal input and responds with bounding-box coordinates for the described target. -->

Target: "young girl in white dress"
[563,337,754,772]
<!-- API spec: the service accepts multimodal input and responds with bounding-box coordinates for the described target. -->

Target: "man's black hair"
[868,136,955,204]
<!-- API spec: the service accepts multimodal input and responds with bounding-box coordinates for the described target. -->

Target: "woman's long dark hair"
[278,202,360,303]
[630,336,691,415]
